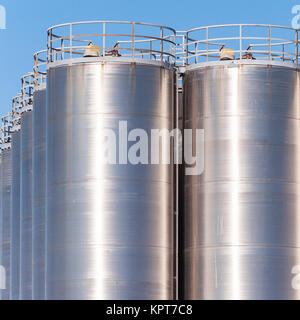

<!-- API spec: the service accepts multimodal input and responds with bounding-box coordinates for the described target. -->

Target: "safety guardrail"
[1,113,12,149]
[21,73,34,113]
[176,24,299,65]
[47,21,177,64]
[34,50,47,87]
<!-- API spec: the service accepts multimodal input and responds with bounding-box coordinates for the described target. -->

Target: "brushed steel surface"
[10,131,21,300]
[177,88,184,300]
[46,61,175,300]
[32,88,46,300]
[0,150,12,300]
[183,64,300,300]
[20,112,33,300]
[0,155,2,300]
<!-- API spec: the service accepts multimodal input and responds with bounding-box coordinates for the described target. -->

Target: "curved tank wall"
[0,154,2,299]
[183,62,300,300]
[46,59,175,300]
[0,149,12,300]
[10,131,21,300]
[20,112,33,300]
[32,86,46,300]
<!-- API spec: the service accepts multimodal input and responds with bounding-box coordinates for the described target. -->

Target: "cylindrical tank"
[47,59,175,300]
[10,130,21,300]
[32,83,46,300]
[0,153,2,299]
[46,21,176,300]
[20,111,33,300]
[20,73,34,300]
[183,61,300,299]
[0,114,12,300]
[0,149,12,300]
[10,94,22,300]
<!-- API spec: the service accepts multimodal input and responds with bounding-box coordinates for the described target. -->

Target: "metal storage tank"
[0,152,2,297]
[20,73,34,300]
[46,21,176,300]
[182,24,300,300]
[10,94,22,300]
[32,51,47,300]
[0,114,12,300]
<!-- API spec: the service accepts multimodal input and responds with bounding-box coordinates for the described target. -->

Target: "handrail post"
[173,34,175,64]
[182,34,185,66]
[103,22,106,57]
[47,30,52,63]
[186,31,189,65]
[296,30,299,64]
[239,25,242,60]
[132,22,135,59]
[70,23,73,60]
[268,25,271,60]
[161,27,164,63]
[206,27,209,62]
[34,54,38,87]
[61,39,64,60]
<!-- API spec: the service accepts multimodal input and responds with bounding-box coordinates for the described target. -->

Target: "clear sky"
[0,0,298,116]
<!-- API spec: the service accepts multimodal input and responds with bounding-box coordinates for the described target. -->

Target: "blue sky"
[0,0,298,116]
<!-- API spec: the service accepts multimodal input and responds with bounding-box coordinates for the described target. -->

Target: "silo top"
[20,73,34,113]
[1,113,12,151]
[33,50,47,89]
[177,24,300,68]
[11,94,22,132]
[46,21,176,66]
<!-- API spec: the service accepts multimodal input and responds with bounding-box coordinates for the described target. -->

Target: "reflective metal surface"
[20,112,33,300]
[46,60,175,300]
[10,131,21,300]
[33,87,46,300]
[0,150,12,300]
[183,63,300,300]
[0,154,2,300]
[177,86,184,300]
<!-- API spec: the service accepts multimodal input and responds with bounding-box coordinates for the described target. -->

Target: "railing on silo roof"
[12,94,22,131]
[47,21,176,64]
[177,24,300,66]
[33,50,47,88]
[21,73,34,113]
[1,113,12,150]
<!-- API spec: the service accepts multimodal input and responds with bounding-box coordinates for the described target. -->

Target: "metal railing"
[34,50,47,87]
[175,31,197,66]
[21,73,34,113]
[1,113,12,149]
[47,21,176,64]
[12,94,22,130]
[177,24,300,66]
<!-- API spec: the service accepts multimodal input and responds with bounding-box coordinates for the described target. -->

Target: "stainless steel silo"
[182,25,300,300]
[32,50,47,300]
[0,152,2,299]
[10,94,22,300]
[46,21,176,300]
[0,114,12,300]
[20,73,34,300]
